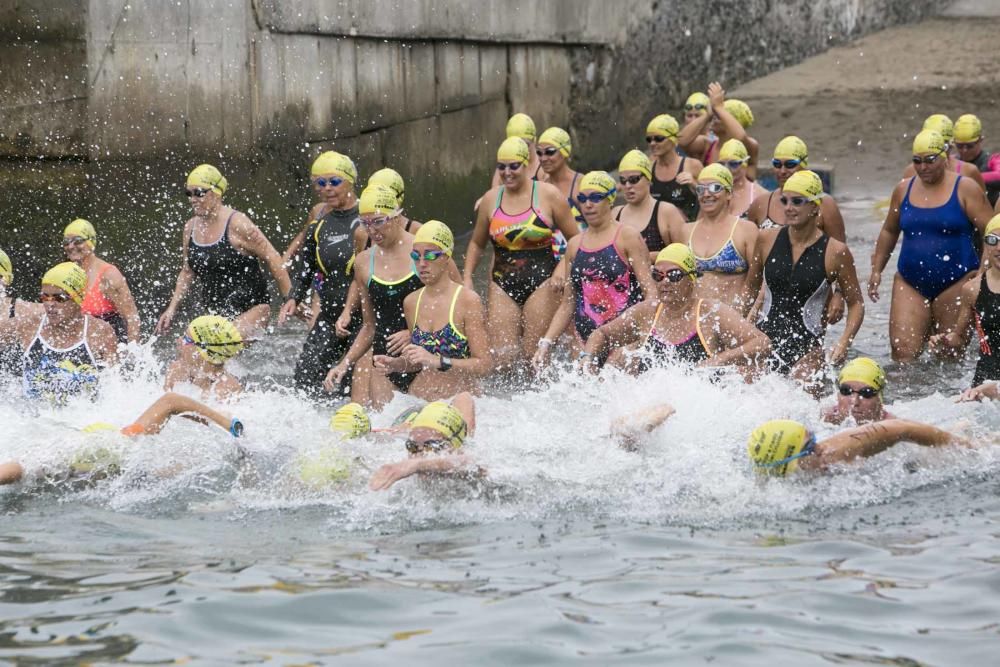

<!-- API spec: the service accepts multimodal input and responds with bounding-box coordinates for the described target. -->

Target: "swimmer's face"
[836,381,883,423]
[412,242,448,283]
[62,236,91,262]
[780,191,819,227]
[913,151,947,183]
[619,171,649,204]
[313,173,354,208]
[188,188,219,218]
[536,144,565,174]
[405,426,451,457]
[496,159,526,188]
[684,107,707,125]
[696,179,729,214]
[361,211,400,247]
[772,159,802,186]
[40,286,77,322]
[653,260,694,303]
[954,138,982,163]
[578,189,613,223]
[646,134,675,159]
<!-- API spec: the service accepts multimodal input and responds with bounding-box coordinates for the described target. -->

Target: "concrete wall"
[0,0,945,171]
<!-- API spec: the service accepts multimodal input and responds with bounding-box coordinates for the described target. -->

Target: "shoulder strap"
[448,285,463,327]
[531,180,540,209]
[646,303,664,343]
[412,287,426,326]
[694,299,712,357]
[493,186,505,212]
[313,219,328,275]
[904,176,917,199]
[367,250,376,286]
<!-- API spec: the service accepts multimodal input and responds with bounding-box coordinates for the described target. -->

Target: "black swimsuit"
[972,273,1000,386]
[650,157,699,221]
[187,212,270,317]
[367,251,424,392]
[616,200,666,252]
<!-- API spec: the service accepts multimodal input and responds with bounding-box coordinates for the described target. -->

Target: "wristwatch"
[438,355,453,372]
[229,418,244,438]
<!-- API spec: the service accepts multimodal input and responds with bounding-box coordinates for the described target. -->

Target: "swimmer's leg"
[486,283,524,370]
[351,350,374,406]
[930,272,977,359]
[611,402,676,450]
[522,281,560,360]
[789,346,828,398]
[0,461,24,485]
[889,274,933,362]
[125,392,235,436]
[233,304,271,341]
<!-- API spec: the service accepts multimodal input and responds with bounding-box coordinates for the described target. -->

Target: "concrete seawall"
[2,0,943,177]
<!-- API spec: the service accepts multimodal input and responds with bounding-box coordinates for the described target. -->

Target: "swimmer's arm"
[285,220,320,305]
[451,289,493,376]
[130,391,236,436]
[703,303,771,367]
[677,110,711,156]
[659,200,687,237]
[735,221,760,314]
[745,137,760,182]
[463,194,492,287]
[743,230,773,311]
[282,203,325,264]
[708,82,748,146]
[813,419,960,467]
[930,279,977,351]
[157,222,196,333]
[829,242,865,362]
[89,317,119,366]
[0,461,24,485]
[233,217,292,298]
[819,197,847,243]
[963,162,987,191]
[620,227,655,300]
[584,302,651,362]
[539,241,579,343]
[546,186,580,239]
[102,266,142,343]
[369,454,480,491]
[870,182,905,276]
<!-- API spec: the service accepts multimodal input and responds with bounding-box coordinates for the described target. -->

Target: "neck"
[78,253,96,270]
[45,311,85,340]
[627,193,652,209]
[661,293,694,316]
[423,274,452,296]
[787,219,819,241]
[585,212,613,231]
[657,150,678,167]
[701,205,729,223]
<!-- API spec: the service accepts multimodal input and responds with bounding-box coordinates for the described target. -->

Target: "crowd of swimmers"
[3,81,1000,490]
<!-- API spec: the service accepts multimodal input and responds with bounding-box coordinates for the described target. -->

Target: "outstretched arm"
[124,391,239,436]
[811,419,961,468]
[369,454,479,491]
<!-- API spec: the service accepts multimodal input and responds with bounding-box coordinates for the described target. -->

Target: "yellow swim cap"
[368,167,405,205]
[838,357,886,393]
[412,219,455,256]
[69,444,123,477]
[697,163,734,191]
[774,136,809,165]
[506,113,537,142]
[411,401,468,449]
[497,137,530,165]
[985,213,1000,237]
[654,243,698,279]
[310,151,357,185]
[64,218,97,250]
[359,184,399,217]
[923,114,954,142]
[579,171,617,200]
[718,139,749,164]
[329,402,371,439]
[913,129,946,156]
[297,446,352,488]
[954,114,982,143]
[724,99,754,128]
[618,149,653,180]
[42,262,87,305]
[684,92,710,114]
[782,170,824,202]
[186,164,228,196]
[0,248,11,287]
[186,315,244,365]
[646,114,680,139]
[747,419,815,477]
[538,127,572,157]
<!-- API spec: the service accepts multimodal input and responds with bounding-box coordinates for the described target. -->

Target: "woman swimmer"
[580,244,770,375]
[324,187,461,409]
[821,357,894,425]
[718,140,769,218]
[535,127,584,259]
[164,315,245,401]
[901,114,987,191]
[747,418,969,478]
[489,113,542,188]
[747,171,865,393]
[0,392,244,486]
[644,114,702,221]
[61,219,141,344]
[278,152,362,399]
[672,164,759,313]
[368,221,492,400]
[2,263,118,403]
[611,150,687,259]
[677,83,759,180]
[465,137,580,367]
[157,164,291,339]
[870,130,995,362]
[533,172,655,369]
[0,249,43,374]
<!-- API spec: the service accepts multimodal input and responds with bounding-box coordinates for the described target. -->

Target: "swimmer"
[870,130,994,362]
[368,393,482,491]
[1,263,118,403]
[0,248,43,374]
[157,164,291,338]
[611,150,687,258]
[747,418,968,477]
[719,139,769,218]
[681,91,711,129]
[324,187,461,409]
[465,137,580,368]
[0,392,244,486]
[957,380,1000,402]
[747,170,865,392]
[673,164,759,313]
[953,114,992,175]
[901,114,986,191]
[929,214,1000,380]
[534,171,655,368]
[645,113,703,220]
[279,152,362,400]
[821,357,894,425]
[61,219,141,344]
[581,244,770,375]
[535,127,583,259]
[677,83,759,180]
[370,221,492,400]
[164,315,245,401]
[489,113,542,188]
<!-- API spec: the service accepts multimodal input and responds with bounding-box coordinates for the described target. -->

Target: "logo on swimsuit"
[324,234,350,247]
[26,357,98,406]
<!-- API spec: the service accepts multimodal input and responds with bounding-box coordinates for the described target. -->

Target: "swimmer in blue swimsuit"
[869,130,994,362]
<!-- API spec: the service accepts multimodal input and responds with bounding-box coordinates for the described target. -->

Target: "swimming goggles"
[695,182,726,196]
[779,195,811,207]
[619,175,644,186]
[684,103,707,112]
[838,385,879,399]
[651,267,694,283]
[536,147,560,157]
[722,160,747,170]
[771,159,802,169]
[984,234,1000,246]
[755,433,817,470]
[911,152,944,165]
[496,162,523,172]
[954,141,980,150]
[410,249,447,262]
[39,292,72,303]
[62,236,89,247]
[576,191,614,204]
[182,334,240,349]
[185,187,210,198]
[362,215,394,228]
[405,438,448,455]
[313,176,344,188]
[645,135,669,144]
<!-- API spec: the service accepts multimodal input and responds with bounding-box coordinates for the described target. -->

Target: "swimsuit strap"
[615,208,623,222]
[313,217,328,275]
[448,285,465,336]
[903,176,917,201]
[493,185,506,214]
[568,172,579,199]
[646,303,665,343]
[765,191,776,220]
[413,286,426,324]
[530,180,540,212]
[694,299,712,356]
[367,249,376,286]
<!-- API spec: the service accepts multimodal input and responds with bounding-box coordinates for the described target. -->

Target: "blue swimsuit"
[689,220,749,274]
[897,176,979,301]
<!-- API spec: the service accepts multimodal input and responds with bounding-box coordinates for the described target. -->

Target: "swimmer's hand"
[369,459,418,490]
[707,81,725,109]
[531,342,551,373]
[277,298,298,325]
[957,382,1000,403]
[373,353,409,374]
[866,270,882,302]
[334,309,352,336]
[825,291,845,325]
[155,307,176,335]
[827,339,849,365]
[324,361,351,392]
[675,170,695,187]
[928,331,962,353]
[401,345,438,371]
[384,330,411,355]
